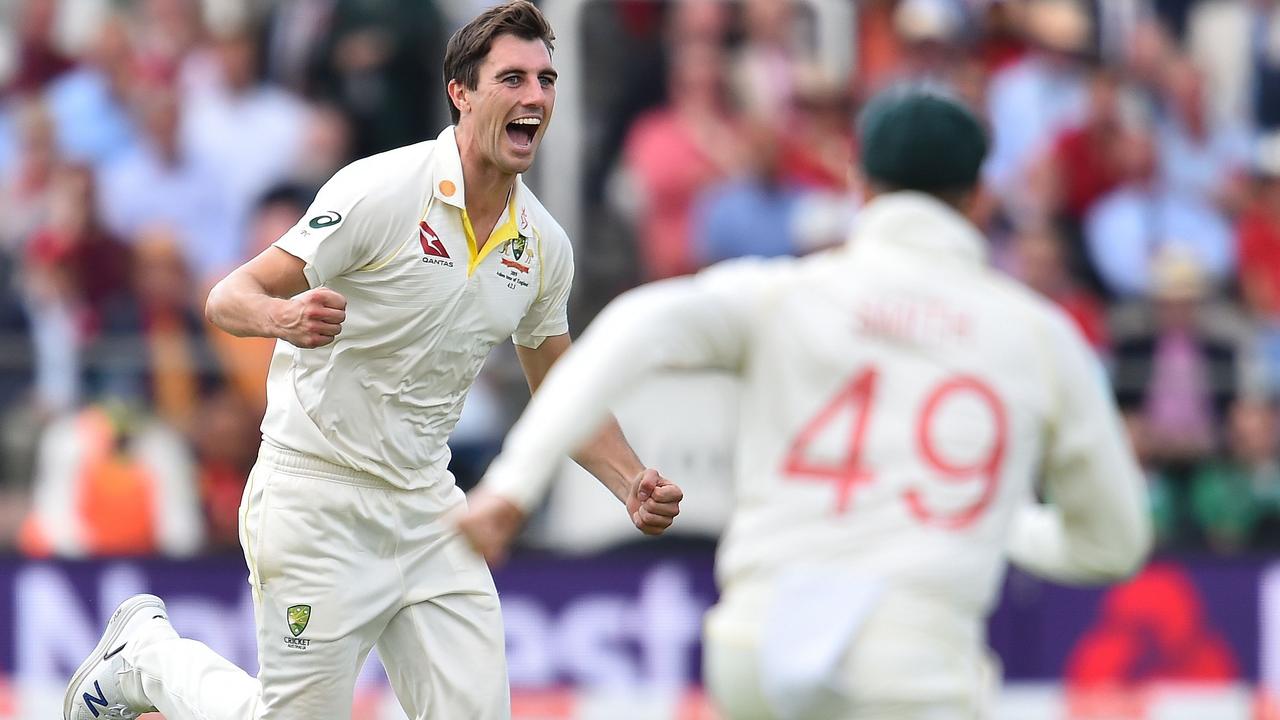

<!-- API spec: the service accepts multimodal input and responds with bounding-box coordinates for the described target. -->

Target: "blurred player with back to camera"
[63,3,682,719]
[460,86,1153,719]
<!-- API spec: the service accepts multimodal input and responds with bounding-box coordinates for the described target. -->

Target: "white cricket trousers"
[703,582,998,720]
[121,443,511,719]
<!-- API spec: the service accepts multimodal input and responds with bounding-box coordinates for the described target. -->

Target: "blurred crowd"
[0,0,1276,558]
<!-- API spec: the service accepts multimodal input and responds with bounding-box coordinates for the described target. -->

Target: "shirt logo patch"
[501,257,530,273]
[308,211,342,229]
[419,221,455,267]
[287,604,311,637]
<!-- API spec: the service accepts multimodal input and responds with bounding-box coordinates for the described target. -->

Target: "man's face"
[453,34,557,175]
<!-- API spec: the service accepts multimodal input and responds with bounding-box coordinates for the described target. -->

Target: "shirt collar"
[429,126,538,238]
[847,191,988,266]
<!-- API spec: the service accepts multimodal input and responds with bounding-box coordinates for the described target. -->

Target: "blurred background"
[0,0,1278,717]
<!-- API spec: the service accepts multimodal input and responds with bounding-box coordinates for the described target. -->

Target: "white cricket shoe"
[63,594,171,720]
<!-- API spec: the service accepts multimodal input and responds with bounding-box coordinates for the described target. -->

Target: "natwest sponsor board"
[1,550,716,718]
[0,550,1278,719]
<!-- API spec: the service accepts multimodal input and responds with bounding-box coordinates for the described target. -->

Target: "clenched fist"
[625,468,683,536]
[272,287,347,348]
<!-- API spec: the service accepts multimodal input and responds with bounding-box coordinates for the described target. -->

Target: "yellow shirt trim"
[461,195,521,276]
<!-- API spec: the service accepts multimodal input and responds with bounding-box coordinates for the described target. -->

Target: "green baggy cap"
[857,85,989,192]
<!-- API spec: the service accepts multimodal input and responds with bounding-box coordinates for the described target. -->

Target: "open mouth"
[506,117,540,151]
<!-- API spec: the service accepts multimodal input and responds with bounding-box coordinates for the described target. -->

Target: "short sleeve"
[512,226,574,348]
[274,164,386,288]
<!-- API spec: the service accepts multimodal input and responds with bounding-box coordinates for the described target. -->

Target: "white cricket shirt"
[481,192,1151,618]
[262,127,573,489]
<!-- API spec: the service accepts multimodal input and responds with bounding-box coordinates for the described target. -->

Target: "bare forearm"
[206,273,292,339]
[571,415,645,503]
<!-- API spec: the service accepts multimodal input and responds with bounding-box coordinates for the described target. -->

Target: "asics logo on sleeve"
[308,211,343,229]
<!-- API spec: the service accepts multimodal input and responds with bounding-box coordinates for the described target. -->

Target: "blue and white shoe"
[63,594,170,720]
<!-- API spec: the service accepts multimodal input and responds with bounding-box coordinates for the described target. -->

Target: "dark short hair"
[443,0,556,124]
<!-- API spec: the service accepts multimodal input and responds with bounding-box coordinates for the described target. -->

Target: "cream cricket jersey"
[262,126,573,489]
[481,192,1151,618]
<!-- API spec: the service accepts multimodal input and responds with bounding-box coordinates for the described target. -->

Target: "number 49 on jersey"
[782,366,1008,530]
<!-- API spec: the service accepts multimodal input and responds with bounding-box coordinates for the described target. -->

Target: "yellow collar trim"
[461,194,521,276]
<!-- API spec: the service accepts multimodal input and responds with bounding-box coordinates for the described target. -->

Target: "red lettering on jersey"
[783,367,879,512]
[903,376,1006,529]
[419,221,450,258]
[783,364,1008,527]
[855,299,970,346]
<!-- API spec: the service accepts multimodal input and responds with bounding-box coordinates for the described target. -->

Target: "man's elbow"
[204,280,226,329]
[204,278,242,336]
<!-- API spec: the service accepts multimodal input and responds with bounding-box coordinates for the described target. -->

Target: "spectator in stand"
[44,13,139,167]
[260,0,336,94]
[889,0,969,86]
[90,229,224,435]
[289,102,355,198]
[1084,131,1235,299]
[180,22,309,250]
[855,0,908,94]
[1038,64,1141,291]
[1047,65,1135,226]
[0,98,59,252]
[0,251,36,549]
[859,0,990,134]
[984,0,1091,224]
[18,398,204,558]
[855,0,976,100]
[1191,396,1280,553]
[780,66,855,192]
[622,26,742,280]
[1238,131,1280,391]
[192,385,260,552]
[1154,56,1252,214]
[133,0,205,83]
[5,0,75,97]
[1008,224,1109,349]
[973,0,1029,74]
[21,164,131,414]
[1239,132,1280,318]
[98,84,237,286]
[732,0,801,129]
[692,119,800,267]
[1188,0,1280,132]
[1111,247,1247,468]
[309,0,449,156]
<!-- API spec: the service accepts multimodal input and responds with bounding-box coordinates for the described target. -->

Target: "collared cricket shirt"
[262,126,573,489]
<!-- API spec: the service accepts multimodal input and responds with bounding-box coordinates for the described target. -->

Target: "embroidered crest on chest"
[495,235,533,289]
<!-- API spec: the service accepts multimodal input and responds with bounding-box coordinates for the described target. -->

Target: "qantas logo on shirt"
[419,221,455,267]
[419,221,449,257]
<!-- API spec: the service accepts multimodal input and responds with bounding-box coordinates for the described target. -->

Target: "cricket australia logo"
[284,604,312,650]
[287,604,311,636]
[499,234,531,276]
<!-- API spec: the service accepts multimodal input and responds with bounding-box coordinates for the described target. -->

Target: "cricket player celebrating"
[63,3,682,719]
[460,86,1152,719]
